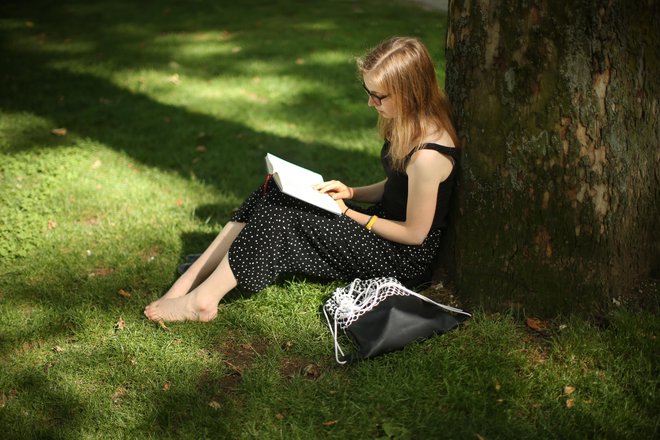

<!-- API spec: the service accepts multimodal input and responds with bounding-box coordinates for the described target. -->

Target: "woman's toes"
[142,292,217,323]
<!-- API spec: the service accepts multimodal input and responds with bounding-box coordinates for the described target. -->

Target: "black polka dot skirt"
[227,180,442,292]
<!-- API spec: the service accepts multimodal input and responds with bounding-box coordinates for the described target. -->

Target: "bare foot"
[143,290,218,322]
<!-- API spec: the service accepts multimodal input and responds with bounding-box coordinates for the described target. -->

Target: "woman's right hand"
[313,180,354,200]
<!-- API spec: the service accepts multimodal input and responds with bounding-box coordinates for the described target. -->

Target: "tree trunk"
[443,0,659,315]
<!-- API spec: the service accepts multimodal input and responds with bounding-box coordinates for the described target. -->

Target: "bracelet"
[343,207,350,215]
[365,215,378,230]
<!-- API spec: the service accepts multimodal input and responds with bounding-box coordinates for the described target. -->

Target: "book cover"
[265,153,342,215]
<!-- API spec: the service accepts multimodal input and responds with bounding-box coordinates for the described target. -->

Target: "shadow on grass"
[0,0,402,181]
[0,13,380,347]
[0,370,87,439]
[0,3,477,437]
[0,44,375,191]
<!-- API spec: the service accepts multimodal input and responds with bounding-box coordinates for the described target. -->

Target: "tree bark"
[443,0,659,314]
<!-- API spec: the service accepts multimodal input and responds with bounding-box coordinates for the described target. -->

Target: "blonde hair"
[357,36,458,171]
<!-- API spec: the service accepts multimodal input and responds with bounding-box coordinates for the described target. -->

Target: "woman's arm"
[341,150,454,245]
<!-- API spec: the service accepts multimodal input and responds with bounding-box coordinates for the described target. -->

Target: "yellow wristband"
[365,215,378,230]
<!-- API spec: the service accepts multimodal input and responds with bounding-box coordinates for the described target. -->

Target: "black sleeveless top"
[380,141,459,232]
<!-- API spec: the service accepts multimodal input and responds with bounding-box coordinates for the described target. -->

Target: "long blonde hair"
[357,36,458,171]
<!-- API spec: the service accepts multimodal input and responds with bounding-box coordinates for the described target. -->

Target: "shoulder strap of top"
[422,143,459,157]
[421,143,459,168]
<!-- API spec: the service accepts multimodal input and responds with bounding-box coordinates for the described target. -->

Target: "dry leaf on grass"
[82,215,101,226]
[53,345,64,353]
[322,420,338,427]
[0,390,18,408]
[526,317,548,332]
[162,382,170,392]
[115,318,126,331]
[566,399,575,409]
[47,219,58,230]
[111,386,128,404]
[302,363,321,379]
[275,413,285,420]
[51,128,68,136]
[117,289,131,298]
[208,400,221,409]
[223,360,243,376]
[90,267,114,277]
[563,385,576,395]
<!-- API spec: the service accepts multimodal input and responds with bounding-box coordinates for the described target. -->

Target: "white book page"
[265,153,341,215]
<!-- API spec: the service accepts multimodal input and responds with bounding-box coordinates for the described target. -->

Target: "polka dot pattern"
[227,181,442,292]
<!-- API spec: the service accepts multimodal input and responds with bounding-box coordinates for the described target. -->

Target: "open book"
[265,153,342,215]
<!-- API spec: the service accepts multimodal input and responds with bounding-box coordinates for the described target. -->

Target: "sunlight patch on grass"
[293,20,339,32]
[8,31,97,56]
[98,67,376,151]
[1,137,224,262]
[151,32,239,60]
[306,50,356,66]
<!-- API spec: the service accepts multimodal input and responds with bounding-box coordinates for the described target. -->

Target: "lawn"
[0,0,658,438]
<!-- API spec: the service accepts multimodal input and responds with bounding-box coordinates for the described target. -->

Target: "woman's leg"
[157,221,245,301]
[144,255,237,322]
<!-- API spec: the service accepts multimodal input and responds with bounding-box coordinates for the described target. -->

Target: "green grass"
[0,0,658,438]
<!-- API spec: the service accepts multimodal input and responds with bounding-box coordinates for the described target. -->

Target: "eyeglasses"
[362,82,389,106]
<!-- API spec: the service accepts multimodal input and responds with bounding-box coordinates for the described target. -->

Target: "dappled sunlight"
[0,137,230,262]
[0,19,94,56]
[293,20,339,32]
[2,5,385,161]
[151,29,239,59]
[8,2,654,439]
[306,50,356,66]
[94,65,379,153]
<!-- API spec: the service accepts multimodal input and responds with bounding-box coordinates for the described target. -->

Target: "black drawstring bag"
[323,278,470,364]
